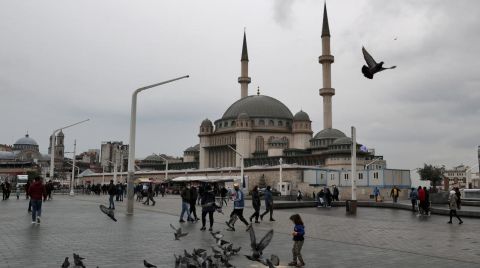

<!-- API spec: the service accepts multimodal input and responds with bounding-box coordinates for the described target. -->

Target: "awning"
[171,176,241,183]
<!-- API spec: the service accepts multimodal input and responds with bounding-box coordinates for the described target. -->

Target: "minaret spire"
[319,2,335,129]
[238,30,251,99]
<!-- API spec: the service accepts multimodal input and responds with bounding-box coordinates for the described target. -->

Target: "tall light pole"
[157,154,169,181]
[351,126,357,201]
[126,75,189,215]
[227,145,244,188]
[49,119,89,181]
[279,157,283,184]
[70,139,76,196]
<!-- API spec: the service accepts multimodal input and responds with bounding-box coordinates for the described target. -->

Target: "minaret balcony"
[319,87,335,96]
[238,77,251,84]
[318,55,334,64]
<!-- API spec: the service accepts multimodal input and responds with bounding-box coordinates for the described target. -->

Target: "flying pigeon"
[143,259,157,268]
[61,257,70,268]
[72,253,86,268]
[170,224,188,240]
[361,46,396,79]
[245,226,274,263]
[99,205,117,222]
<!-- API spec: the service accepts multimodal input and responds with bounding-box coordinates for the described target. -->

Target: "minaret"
[319,3,335,129]
[238,31,251,99]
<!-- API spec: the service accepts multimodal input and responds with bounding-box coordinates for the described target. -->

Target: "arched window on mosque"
[278,121,283,127]
[259,120,265,126]
[255,136,265,152]
[268,120,274,126]
[201,127,204,132]
[231,121,235,127]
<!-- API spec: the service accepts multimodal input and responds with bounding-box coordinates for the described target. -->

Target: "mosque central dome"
[14,134,38,146]
[221,95,293,120]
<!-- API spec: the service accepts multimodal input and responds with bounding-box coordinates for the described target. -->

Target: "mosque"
[194,4,382,171]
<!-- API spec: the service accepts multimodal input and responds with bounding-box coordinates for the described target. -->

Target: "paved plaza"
[1,194,480,267]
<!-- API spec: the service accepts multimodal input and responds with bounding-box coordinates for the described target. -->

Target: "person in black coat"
[200,185,216,231]
[189,186,199,221]
[107,180,116,209]
[249,186,261,223]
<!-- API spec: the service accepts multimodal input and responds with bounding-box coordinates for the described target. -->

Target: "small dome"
[237,112,250,120]
[201,119,212,127]
[0,151,15,160]
[313,128,346,140]
[222,95,293,120]
[144,154,162,161]
[184,144,200,152]
[293,110,310,121]
[14,134,38,146]
[332,137,352,145]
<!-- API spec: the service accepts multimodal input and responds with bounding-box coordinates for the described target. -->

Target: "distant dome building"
[14,134,39,152]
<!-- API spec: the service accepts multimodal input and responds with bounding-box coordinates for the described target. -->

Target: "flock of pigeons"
[90,200,278,267]
[166,224,279,268]
[61,253,91,268]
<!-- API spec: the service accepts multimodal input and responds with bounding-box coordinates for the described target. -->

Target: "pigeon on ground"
[72,253,86,268]
[61,257,70,268]
[99,204,117,222]
[361,46,396,79]
[245,226,274,262]
[143,259,157,268]
[170,224,188,240]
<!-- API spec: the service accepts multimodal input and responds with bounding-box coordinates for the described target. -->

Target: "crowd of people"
[314,185,340,207]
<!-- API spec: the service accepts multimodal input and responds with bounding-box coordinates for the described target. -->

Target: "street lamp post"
[279,158,283,184]
[351,126,357,201]
[126,75,189,215]
[157,154,169,181]
[49,119,89,181]
[227,145,245,189]
[70,139,76,196]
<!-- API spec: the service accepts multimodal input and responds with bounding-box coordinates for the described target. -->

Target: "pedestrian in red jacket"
[28,177,46,224]
[417,186,425,215]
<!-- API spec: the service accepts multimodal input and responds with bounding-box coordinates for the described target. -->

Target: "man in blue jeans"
[179,185,192,223]
[27,177,45,224]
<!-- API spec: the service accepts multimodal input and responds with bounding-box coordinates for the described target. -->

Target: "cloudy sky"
[1,0,479,173]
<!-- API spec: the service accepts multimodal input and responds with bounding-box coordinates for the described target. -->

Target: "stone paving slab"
[1,195,479,267]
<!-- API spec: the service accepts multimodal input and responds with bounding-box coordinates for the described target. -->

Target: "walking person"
[28,177,46,224]
[260,186,275,221]
[409,187,418,212]
[417,186,425,215]
[189,185,199,221]
[16,185,20,200]
[296,190,303,201]
[333,185,340,201]
[143,183,156,206]
[200,185,216,231]
[249,186,261,223]
[373,186,380,202]
[220,186,228,206]
[325,188,333,207]
[107,180,116,210]
[390,185,400,203]
[288,214,305,267]
[447,189,463,224]
[225,183,250,231]
[423,186,430,216]
[160,184,166,197]
[179,185,193,223]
